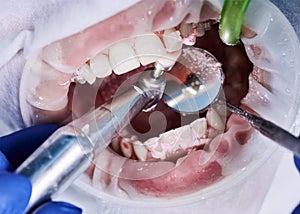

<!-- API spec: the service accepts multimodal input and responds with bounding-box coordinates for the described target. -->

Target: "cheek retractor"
[15,62,168,213]
[163,46,300,157]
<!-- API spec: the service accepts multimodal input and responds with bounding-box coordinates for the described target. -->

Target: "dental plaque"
[21,0,290,201]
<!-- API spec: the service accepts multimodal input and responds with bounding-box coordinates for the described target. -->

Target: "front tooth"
[163,28,182,52]
[109,42,140,75]
[175,125,192,149]
[133,140,148,161]
[134,33,166,66]
[77,64,96,85]
[90,53,112,78]
[206,108,225,131]
[120,138,133,158]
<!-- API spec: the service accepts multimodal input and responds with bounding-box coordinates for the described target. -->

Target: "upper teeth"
[90,53,112,78]
[75,28,183,84]
[109,42,140,75]
[163,29,182,52]
[135,33,166,66]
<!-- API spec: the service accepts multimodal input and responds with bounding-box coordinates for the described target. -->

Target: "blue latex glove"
[0,124,82,214]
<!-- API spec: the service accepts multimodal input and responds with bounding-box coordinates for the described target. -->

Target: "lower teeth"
[110,106,224,162]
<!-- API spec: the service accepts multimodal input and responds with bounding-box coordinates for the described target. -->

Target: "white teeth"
[77,64,96,85]
[90,53,112,78]
[158,28,182,69]
[133,140,148,161]
[120,138,133,158]
[190,118,207,138]
[206,108,225,131]
[157,50,181,68]
[76,32,184,83]
[163,28,182,52]
[143,117,210,160]
[144,137,164,160]
[174,125,192,149]
[109,42,140,75]
[134,33,166,66]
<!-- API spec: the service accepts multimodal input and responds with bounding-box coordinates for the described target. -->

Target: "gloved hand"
[0,124,82,214]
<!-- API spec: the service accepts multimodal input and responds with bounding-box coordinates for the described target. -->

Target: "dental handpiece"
[15,64,167,213]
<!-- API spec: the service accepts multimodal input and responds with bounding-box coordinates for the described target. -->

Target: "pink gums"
[91,114,254,198]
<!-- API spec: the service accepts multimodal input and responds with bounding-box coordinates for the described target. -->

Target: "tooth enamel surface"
[206,108,225,131]
[163,28,183,52]
[175,125,192,149]
[157,50,182,68]
[120,139,133,159]
[133,140,148,161]
[77,64,96,85]
[109,42,140,75]
[142,117,210,160]
[190,118,207,138]
[90,53,112,78]
[134,33,166,66]
[144,137,164,160]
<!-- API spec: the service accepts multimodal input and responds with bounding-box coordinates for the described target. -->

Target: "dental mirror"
[162,46,300,158]
[162,46,223,114]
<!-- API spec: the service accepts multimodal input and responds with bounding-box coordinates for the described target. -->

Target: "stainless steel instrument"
[16,62,168,213]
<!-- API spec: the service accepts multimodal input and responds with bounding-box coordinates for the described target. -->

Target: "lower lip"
[72,136,278,212]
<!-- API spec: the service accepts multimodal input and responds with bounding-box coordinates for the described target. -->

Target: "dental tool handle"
[16,130,93,213]
[226,102,300,158]
[15,69,166,213]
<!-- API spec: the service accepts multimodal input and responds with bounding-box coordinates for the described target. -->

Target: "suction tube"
[16,68,166,213]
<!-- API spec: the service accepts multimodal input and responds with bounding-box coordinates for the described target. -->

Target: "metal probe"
[222,101,300,158]
[16,62,168,213]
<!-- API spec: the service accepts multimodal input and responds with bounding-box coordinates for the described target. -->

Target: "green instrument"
[219,0,251,45]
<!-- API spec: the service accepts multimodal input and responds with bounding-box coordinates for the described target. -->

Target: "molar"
[109,42,140,75]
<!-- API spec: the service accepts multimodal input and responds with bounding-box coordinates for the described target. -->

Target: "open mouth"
[19,0,300,200]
